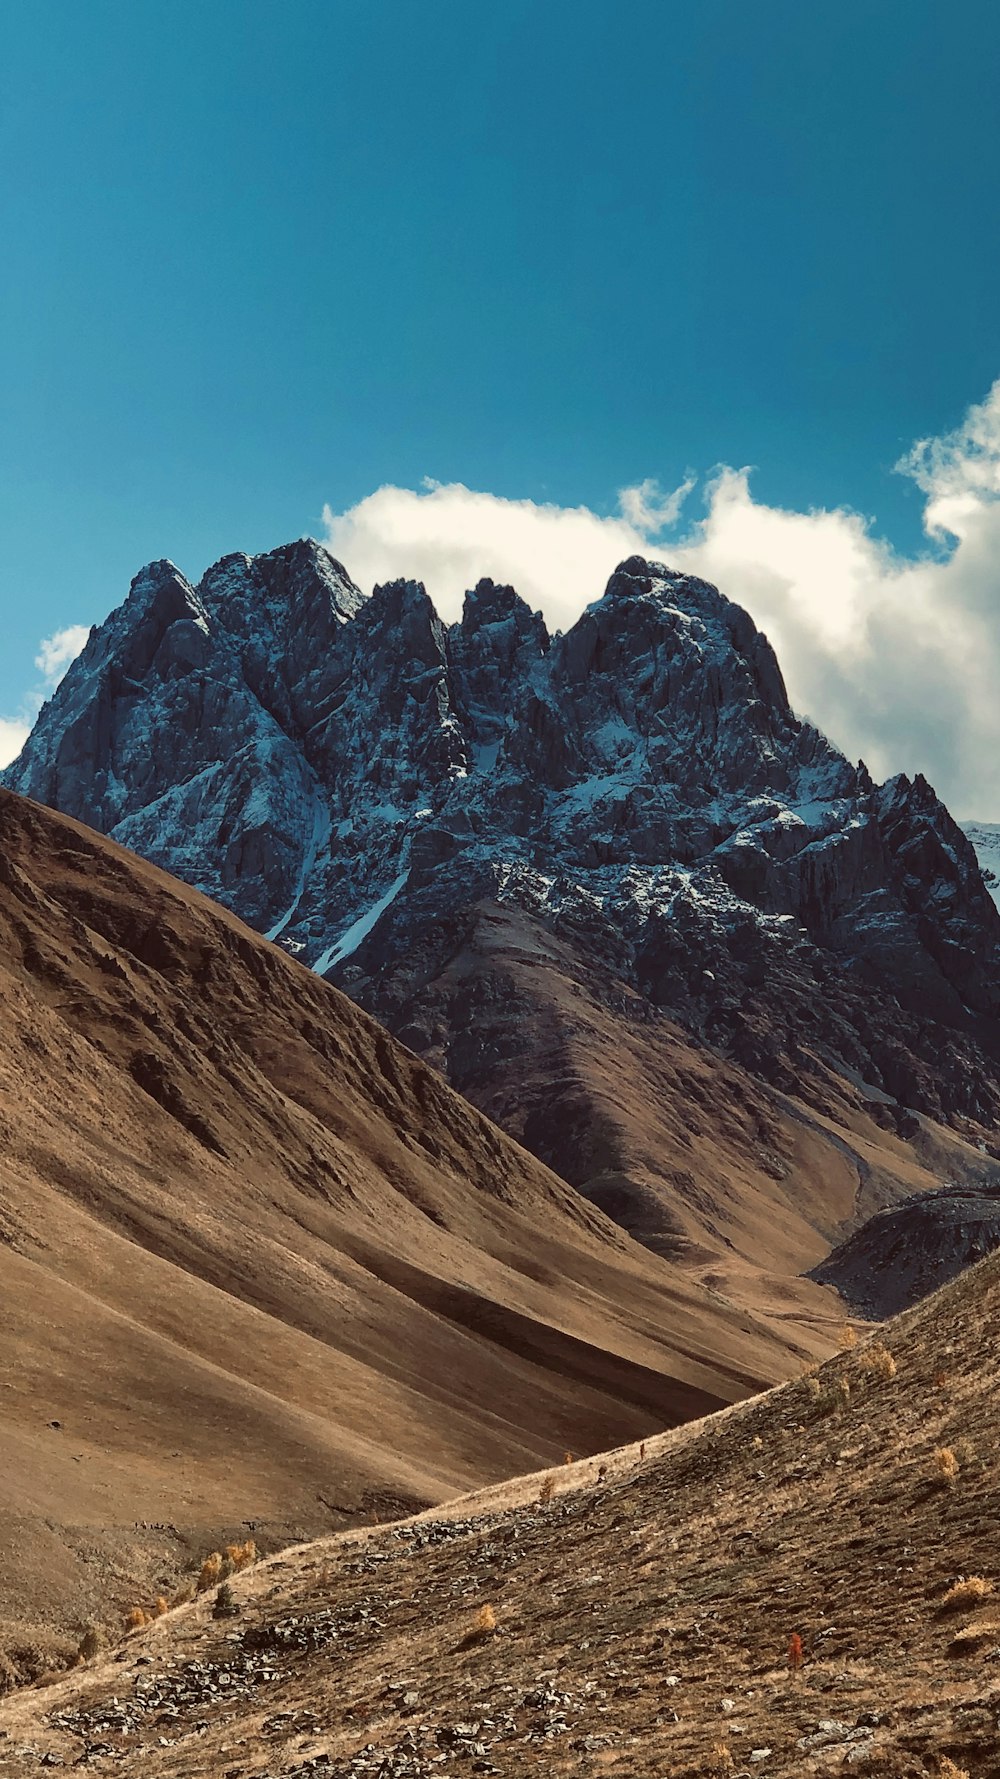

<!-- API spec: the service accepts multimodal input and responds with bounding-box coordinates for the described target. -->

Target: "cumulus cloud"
[35,624,90,685]
[0,718,29,771]
[323,480,649,631]
[323,380,1000,818]
[0,623,90,770]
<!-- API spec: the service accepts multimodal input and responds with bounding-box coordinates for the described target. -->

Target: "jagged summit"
[7,539,1000,1255]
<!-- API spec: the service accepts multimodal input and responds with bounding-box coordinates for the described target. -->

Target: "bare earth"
[3,1242,998,1777]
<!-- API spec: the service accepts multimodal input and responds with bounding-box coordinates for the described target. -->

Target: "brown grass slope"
[0,788,849,1673]
[363,899,993,1323]
[4,1239,999,1777]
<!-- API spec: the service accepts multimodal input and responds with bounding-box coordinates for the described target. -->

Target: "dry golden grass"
[224,1539,257,1571]
[122,1607,148,1632]
[863,1342,897,1381]
[197,1552,223,1593]
[932,1446,961,1486]
[475,1603,497,1635]
[946,1620,1000,1656]
[940,1574,993,1612]
[538,1474,555,1505]
[937,1760,970,1779]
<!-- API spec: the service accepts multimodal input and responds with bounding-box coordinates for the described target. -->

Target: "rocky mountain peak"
[6,536,1000,1177]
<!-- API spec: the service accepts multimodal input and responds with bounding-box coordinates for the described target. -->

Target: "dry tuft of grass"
[76,1626,100,1663]
[863,1343,897,1381]
[538,1474,556,1505]
[708,1741,734,1774]
[838,1322,857,1351]
[122,1607,148,1632]
[940,1575,993,1612]
[475,1603,497,1635]
[946,1620,1000,1656]
[932,1447,961,1486]
[197,1552,224,1592]
[225,1538,257,1571]
[937,1758,971,1779]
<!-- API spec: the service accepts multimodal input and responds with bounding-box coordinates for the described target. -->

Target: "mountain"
[812,1179,1000,1317]
[7,542,1000,1292]
[5,1235,998,1776]
[0,787,835,1682]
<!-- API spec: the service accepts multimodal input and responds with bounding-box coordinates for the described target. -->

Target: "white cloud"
[323,480,649,631]
[1,624,90,771]
[322,378,1000,818]
[618,473,696,533]
[35,624,90,686]
[0,718,29,771]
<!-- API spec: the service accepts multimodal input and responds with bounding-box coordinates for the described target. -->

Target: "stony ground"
[3,1245,999,1779]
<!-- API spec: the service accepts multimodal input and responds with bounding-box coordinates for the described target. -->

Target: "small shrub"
[152,1596,169,1618]
[938,1759,970,1779]
[538,1474,556,1505]
[563,1452,573,1466]
[838,1323,857,1351]
[476,1603,497,1635]
[865,1344,897,1381]
[932,1447,961,1487]
[805,1375,822,1404]
[941,1575,992,1613]
[834,1376,851,1410]
[787,1631,804,1672]
[197,1552,223,1592]
[708,1742,734,1774]
[223,1538,257,1570]
[77,1626,100,1663]
[123,1607,148,1632]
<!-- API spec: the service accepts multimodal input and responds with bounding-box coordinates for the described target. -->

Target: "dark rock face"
[7,546,1000,1157]
[811,1184,1000,1317]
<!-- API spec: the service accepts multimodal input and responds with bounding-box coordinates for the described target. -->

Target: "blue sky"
[4,1,1000,809]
